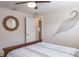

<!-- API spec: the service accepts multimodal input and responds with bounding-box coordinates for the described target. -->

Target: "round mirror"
[3,16,19,31]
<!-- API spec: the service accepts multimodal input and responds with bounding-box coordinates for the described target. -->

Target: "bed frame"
[3,39,42,57]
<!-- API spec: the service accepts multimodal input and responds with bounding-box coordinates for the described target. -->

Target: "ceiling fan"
[15,1,50,9]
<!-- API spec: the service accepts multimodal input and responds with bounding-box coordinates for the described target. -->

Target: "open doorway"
[35,17,42,41]
[38,20,42,40]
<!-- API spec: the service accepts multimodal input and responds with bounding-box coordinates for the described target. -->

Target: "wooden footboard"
[3,39,42,57]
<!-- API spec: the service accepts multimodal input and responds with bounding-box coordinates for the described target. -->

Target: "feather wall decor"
[53,10,79,37]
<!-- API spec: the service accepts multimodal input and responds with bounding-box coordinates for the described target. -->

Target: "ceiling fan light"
[27,2,36,8]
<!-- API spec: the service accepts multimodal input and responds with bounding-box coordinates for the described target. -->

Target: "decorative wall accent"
[3,16,19,31]
[53,10,79,37]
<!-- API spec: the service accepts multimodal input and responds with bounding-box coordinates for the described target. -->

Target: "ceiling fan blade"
[15,2,28,4]
[35,1,50,3]
[15,1,50,4]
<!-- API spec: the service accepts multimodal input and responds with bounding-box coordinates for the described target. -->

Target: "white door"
[26,17,36,43]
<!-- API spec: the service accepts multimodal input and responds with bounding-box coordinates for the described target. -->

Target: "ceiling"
[0,1,79,15]
[0,1,54,15]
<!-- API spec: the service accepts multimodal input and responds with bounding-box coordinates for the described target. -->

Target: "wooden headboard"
[3,39,42,57]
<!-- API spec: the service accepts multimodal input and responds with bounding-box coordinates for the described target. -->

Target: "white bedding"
[7,42,79,57]
[35,42,79,56]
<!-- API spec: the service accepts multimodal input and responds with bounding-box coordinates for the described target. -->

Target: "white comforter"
[7,42,79,57]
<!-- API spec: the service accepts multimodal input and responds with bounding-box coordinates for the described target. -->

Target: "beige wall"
[0,7,34,56]
[39,2,79,49]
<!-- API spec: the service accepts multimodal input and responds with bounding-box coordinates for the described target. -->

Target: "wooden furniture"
[3,39,42,57]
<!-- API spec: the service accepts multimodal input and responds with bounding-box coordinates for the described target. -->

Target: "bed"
[4,41,79,57]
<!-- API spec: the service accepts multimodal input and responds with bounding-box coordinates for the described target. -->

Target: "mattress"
[7,42,79,57]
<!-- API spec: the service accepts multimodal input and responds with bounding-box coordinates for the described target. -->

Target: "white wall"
[0,7,35,56]
[40,2,79,49]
